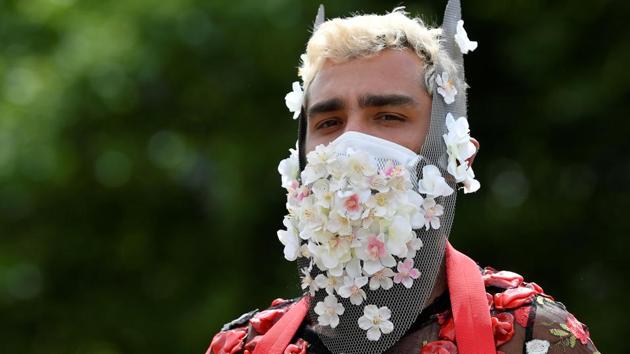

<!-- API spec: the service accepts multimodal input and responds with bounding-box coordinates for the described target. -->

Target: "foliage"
[0,0,627,353]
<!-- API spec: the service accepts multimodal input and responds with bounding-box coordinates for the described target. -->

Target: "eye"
[376,114,406,122]
[316,118,342,130]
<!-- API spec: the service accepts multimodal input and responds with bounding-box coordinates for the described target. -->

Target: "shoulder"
[481,267,599,354]
[206,297,306,354]
[523,295,599,353]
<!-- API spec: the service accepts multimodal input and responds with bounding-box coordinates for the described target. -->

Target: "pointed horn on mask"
[442,0,464,67]
[314,4,325,31]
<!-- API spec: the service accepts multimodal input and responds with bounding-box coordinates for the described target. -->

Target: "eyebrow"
[358,94,416,108]
[307,94,417,118]
[307,98,345,117]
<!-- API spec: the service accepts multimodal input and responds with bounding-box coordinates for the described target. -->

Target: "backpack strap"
[446,241,496,353]
[252,296,309,354]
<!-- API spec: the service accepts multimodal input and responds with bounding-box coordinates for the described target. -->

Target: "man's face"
[305,48,432,154]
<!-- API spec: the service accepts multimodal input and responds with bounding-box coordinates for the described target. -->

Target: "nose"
[342,111,373,136]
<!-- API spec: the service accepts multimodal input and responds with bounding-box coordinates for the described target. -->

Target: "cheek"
[391,115,430,154]
[411,121,430,153]
[409,106,432,153]
[305,130,345,154]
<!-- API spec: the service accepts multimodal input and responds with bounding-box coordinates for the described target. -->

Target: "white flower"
[296,196,325,240]
[447,158,480,194]
[338,276,368,305]
[300,266,319,296]
[419,198,444,230]
[417,165,454,198]
[462,167,480,193]
[365,191,396,218]
[358,305,394,341]
[308,232,352,270]
[525,339,550,354]
[327,263,345,277]
[368,174,390,193]
[393,258,421,288]
[435,71,457,104]
[278,145,300,189]
[325,211,353,236]
[284,81,304,119]
[369,268,395,290]
[399,190,425,229]
[344,149,377,186]
[307,143,336,166]
[277,216,300,261]
[301,164,326,187]
[383,162,411,192]
[404,236,423,259]
[386,215,414,258]
[454,20,478,54]
[301,144,336,185]
[444,113,471,142]
[314,295,345,328]
[314,273,343,295]
[443,113,476,163]
[299,244,311,258]
[312,179,336,209]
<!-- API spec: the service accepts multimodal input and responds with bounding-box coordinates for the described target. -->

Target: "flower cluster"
[433,20,482,194]
[284,81,304,119]
[443,113,480,193]
[277,142,456,340]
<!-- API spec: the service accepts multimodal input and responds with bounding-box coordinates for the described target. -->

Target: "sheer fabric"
[207,267,599,354]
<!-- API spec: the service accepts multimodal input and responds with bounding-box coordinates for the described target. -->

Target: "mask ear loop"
[297,107,307,172]
[298,4,324,173]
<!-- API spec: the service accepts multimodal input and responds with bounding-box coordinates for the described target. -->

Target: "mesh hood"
[281,1,477,353]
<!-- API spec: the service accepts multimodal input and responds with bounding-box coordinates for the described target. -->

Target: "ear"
[466,138,480,167]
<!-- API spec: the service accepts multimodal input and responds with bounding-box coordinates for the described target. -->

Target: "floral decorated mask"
[277,1,479,353]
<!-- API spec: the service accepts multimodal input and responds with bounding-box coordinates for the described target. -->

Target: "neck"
[424,259,447,309]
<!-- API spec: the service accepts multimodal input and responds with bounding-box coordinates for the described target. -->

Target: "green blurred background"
[0,0,628,353]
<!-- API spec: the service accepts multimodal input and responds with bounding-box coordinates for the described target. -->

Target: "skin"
[304,47,479,306]
[305,48,432,154]
[305,47,479,159]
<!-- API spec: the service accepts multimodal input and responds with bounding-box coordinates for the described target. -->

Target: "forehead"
[306,48,426,107]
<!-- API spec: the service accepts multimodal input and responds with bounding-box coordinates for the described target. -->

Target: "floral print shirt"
[207,267,599,354]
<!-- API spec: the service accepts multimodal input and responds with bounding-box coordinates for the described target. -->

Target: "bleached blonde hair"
[298,7,460,97]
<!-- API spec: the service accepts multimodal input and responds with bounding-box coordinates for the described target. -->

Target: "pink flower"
[438,316,456,342]
[335,189,369,220]
[514,305,531,328]
[393,258,421,288]
[566,314,590,345]
[491,312,515,347]
[525,282,546,295]
[249,308,287,335]
[208,327,247,354]
[284,338,309,354]
[421,340,458,354]
[493,287,537,310]
[344,193,361,212]
[243,335,263,353]
[367,235,386,260]
[271,298,290,307]
[482,270,524,289]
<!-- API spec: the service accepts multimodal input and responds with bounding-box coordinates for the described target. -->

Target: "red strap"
[252,296,309,354]
[446,241,496,354]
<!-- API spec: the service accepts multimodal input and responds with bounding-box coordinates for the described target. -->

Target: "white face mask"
[330,131,422,169]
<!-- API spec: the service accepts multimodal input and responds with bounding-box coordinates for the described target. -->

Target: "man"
[207,3,599,354]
